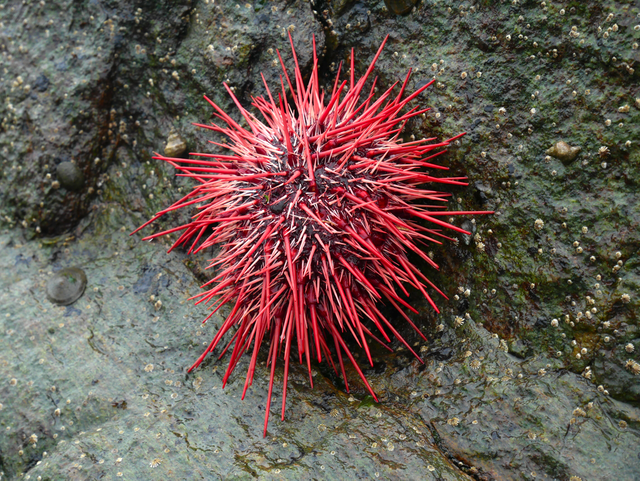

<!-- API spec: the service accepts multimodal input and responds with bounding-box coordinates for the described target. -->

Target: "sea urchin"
[134,35,491,436]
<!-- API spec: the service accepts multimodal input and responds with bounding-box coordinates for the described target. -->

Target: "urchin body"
[135,36,490,435]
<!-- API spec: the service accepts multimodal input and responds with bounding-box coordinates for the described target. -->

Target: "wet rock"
[164,130,187,157]
[333,0,356,15]
[45,267,87,306]
[33,74,50,92]
[475,181,492,205]
[0,0,128,236]
[171,0,324,117]
[56,162,84,191]
[546,141,581,163]
[460,219,476,245]
[384,0,420,15]
[2,0,640,479]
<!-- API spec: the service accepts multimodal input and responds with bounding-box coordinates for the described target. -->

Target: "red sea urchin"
[133,35,491,436]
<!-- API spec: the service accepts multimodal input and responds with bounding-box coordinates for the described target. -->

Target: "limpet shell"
[56,162,85,191]
[46,267,87,306]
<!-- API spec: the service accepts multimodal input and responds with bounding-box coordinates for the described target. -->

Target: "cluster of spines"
[133,34,491,436]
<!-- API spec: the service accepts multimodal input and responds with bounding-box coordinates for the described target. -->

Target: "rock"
[384,0,420,15]
[460,219,475,245]
[2,0,640,479]
[33,74,50,92]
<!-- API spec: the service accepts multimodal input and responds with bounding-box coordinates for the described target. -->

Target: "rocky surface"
[1,0,639,479]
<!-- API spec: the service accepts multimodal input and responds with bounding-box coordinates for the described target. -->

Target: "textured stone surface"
[1,0,639,479]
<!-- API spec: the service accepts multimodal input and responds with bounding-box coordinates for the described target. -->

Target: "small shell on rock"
[56,162,85,191]
[546,141,581,163]
[46,267,87,306]
[164,130,187,157]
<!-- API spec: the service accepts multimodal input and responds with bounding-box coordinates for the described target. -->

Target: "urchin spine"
[134,35,491,436]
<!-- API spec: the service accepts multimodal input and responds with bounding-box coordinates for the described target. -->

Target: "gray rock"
[1,0,639,479]
[384,0,420,15]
